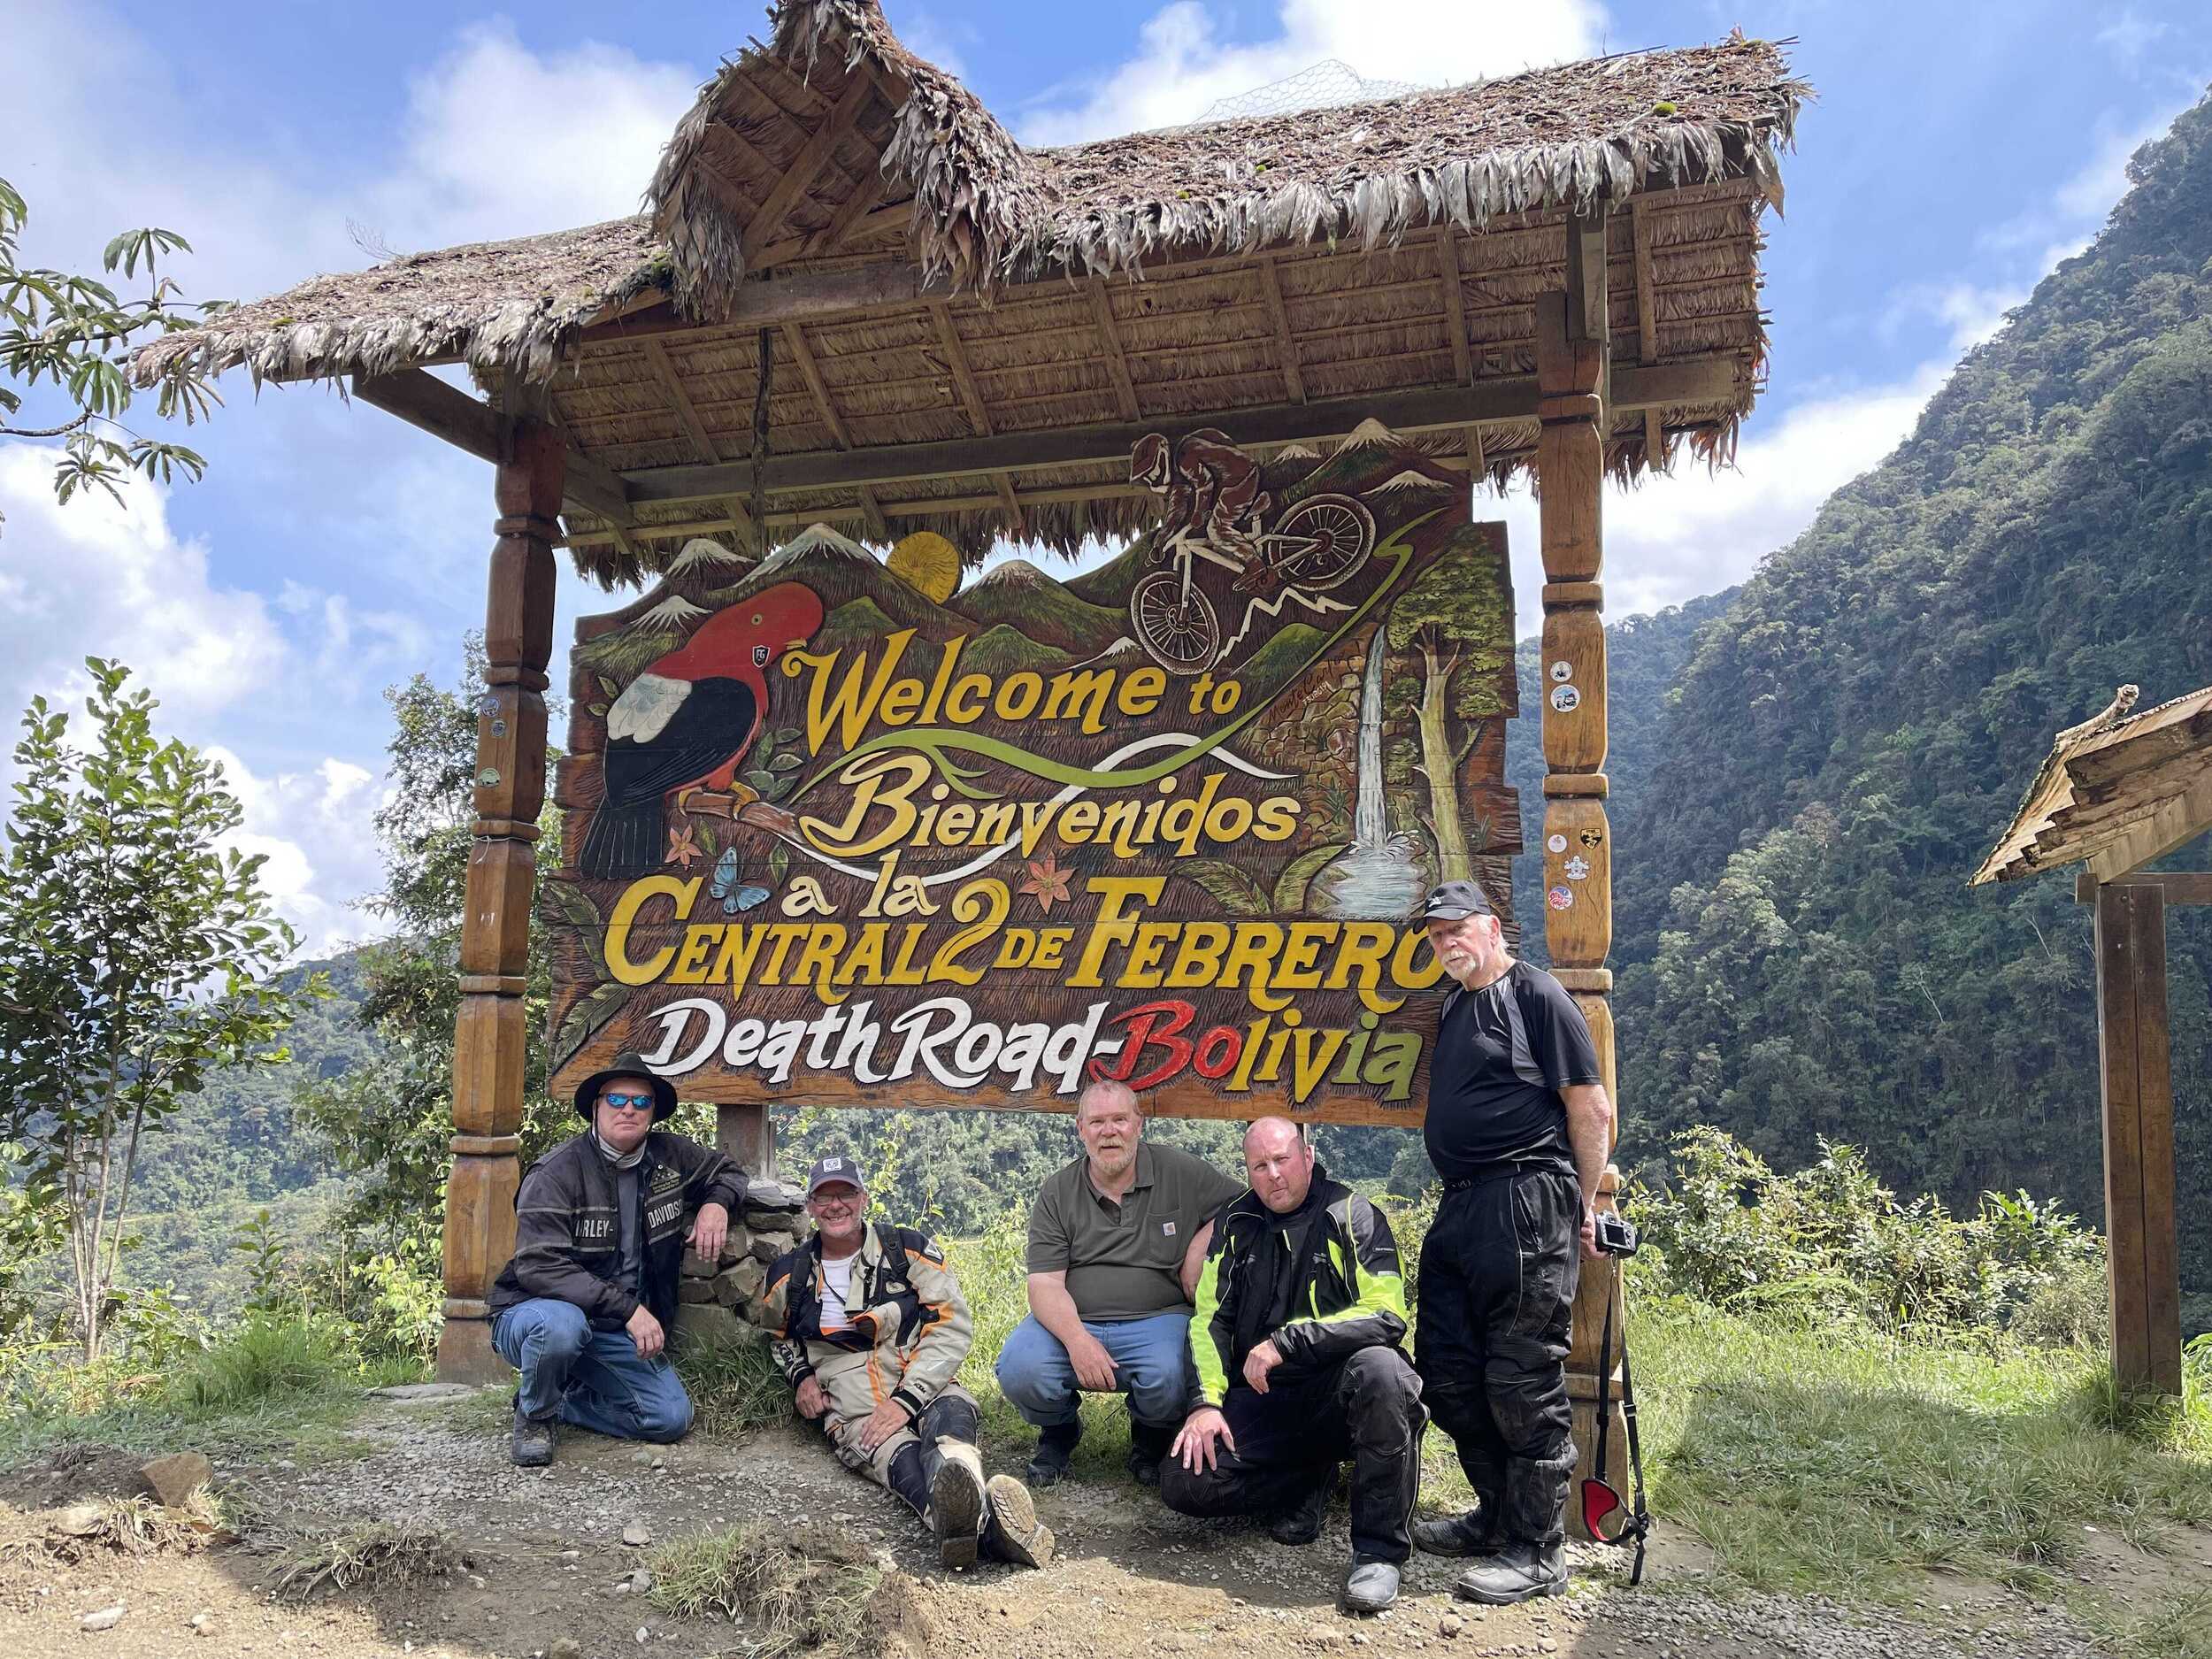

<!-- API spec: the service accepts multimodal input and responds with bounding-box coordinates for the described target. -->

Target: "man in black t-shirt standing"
[1408,881,1613,1604]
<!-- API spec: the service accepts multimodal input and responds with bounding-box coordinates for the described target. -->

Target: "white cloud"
[1486,363,1947,620]
[0,446,290,723]
[1015,0,1606,146]
[362,21,697,256]
[204,748,386,962]
[1880,280,2026,354]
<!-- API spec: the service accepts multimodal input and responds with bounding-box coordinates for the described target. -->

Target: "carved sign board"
[547,422,1518,1124]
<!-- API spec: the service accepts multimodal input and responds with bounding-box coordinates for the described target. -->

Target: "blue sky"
[3,0,2207,954]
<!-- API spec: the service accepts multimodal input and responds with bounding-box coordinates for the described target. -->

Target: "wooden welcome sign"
[546,423,1518,1124]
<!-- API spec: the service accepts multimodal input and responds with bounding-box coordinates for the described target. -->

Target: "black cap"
[803,1155,868,1197]
[572,1052,678,1123]
[1421,880,1495,923]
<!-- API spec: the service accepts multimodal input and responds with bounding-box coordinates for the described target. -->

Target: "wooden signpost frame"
[431,224,1634,1517]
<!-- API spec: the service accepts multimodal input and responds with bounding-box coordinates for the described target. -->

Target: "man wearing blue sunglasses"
[487,1051,748,1465]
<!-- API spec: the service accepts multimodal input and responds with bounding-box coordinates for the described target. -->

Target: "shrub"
[1628,1127,2104,1340]
[166,1313,357,1410]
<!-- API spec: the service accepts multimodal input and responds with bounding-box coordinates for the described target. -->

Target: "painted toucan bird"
[579,580,826,880]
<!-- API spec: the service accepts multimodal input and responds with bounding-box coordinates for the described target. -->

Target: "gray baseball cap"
[1421,880,1496,922]
[803,1155,868,1196]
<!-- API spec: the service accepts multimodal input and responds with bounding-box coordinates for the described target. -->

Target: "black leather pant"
[1158,1346,1425,1562]
[1414,1167,1581,1548]
[884,1389,981,1517]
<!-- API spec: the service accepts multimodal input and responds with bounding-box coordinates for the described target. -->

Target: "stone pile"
[672,1177,803,1348]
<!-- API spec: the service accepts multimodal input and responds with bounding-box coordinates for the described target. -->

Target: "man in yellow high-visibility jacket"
[1161,1118,1423,1616]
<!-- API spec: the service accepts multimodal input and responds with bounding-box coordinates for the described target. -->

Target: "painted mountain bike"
[1127,493,1377,674]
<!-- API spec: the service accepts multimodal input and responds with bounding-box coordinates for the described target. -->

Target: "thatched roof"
[1975,683,2212,885]
[132,1,1807,583]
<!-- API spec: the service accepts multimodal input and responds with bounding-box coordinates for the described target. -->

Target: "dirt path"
[0,1393,2161,1659]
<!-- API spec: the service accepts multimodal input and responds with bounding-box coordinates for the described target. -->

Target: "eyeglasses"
[601,1092,655,1113]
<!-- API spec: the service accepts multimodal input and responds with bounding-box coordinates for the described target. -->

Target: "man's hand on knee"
[626,1305,665,1359]
[795,1376,828,1420]
[857,1397,910,1453]
[1171,1406,1234,1473]
[1069,1331,1120,1392]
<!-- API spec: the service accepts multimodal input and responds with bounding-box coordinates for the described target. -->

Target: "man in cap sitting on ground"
[1161,1117,1422,1615]
[762,1156,1054,1571]
[487,1052,745,1466]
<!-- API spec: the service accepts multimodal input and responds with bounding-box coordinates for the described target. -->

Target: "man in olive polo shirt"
[995,1079,1243,1488]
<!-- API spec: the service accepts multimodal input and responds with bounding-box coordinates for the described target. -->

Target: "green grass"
[674,1328,793,1437]
[649,1522,881,1657]
[0,1315,419,1468]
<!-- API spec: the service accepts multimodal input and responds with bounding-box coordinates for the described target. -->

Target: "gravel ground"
[0,1393,2154,1659]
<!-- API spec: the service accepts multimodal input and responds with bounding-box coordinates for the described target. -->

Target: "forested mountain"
[1603,93,2212,1299]
[1504,590,1739,960]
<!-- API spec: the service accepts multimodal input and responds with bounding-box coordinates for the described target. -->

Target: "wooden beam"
[640,340,753,547]
[1644,409,1666,470]
[1565,208,1610,349]
[993,473,1025,534]
[351,371,633,527]
[751,198,912,268]
[619,358,1732,507]
[781,320,885,539]
[741,74,878,263]
[780,323,852,449]
[1464,423,1486,485]
[2094,882,2184,1396]
[1256,257,1305,404]
[803,172,890,259]
[1436,229,1472,385]
[558,478,1152,547]
[1632,196,1662,365]
[2087,773,2212,882]
[1088,279,1142,422]
[929,300,993,436]
[2078,871,2212,905]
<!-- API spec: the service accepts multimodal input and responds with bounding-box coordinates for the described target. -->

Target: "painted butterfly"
[711,845,771,915]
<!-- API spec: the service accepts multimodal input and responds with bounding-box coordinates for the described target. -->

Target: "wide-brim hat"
[573,1052,678,1123]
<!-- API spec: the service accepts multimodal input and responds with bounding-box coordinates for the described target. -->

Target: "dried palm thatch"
[135,217,666,392]
[650,0,1803,309]
[129,0,1806,582]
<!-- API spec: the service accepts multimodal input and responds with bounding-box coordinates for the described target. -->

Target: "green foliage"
[167,1312,359,1410]
[0,178,220,533]
[234,1209,288,1314]
[293,652,570,1289]
[1540,95,2212,1310]
[0,660,315,1360]
[1628,1128,2103,1336]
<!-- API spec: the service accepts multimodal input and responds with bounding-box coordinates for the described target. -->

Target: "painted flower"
[665,824,703,868]
[1020,851,1072,915]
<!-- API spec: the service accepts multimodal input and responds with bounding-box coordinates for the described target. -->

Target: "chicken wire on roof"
[1178,60,1434,129]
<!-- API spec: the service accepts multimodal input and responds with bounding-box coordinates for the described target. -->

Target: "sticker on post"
[1564,855,1590,881]
[1547,833,1568,854]
[1549,684,1581,713]
[1548,886,1575,911]
[1549,660,1573,682]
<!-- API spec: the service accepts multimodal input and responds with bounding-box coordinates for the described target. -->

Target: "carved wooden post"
[438,418,565,1382]
[1535,211,1627,1532]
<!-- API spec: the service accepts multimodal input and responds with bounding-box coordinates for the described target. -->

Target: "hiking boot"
[510,1407,556,1468]
[1025,1421,1081,1488]
[1127,1418,1177,1488]
[1340,1556,1400,1614]
[983,1474,1056,1570]
[1268,1476,1331,1546]
[928,1440,989,1571]
[1455,1540,1568,1605]
[1411,1504,1497,1558]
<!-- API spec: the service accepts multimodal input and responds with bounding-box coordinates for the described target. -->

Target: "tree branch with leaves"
[0,178,224,534]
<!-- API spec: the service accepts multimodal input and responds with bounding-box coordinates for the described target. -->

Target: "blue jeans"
[491,1298,694,1443]
[995,1310,1197,1429]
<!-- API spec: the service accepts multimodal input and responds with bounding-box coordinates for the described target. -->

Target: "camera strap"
[1590,1272,1651,1584]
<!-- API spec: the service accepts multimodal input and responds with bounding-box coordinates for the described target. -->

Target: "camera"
[1592,1208,1639,1257]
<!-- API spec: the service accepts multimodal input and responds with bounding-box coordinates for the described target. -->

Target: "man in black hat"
[1408,880,1612,1604]
[486,1052,747,1466]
